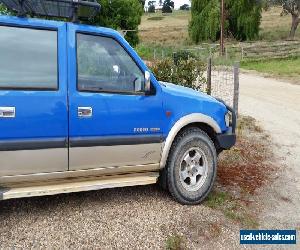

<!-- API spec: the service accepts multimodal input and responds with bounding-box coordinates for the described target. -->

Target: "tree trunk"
[289,14,300,39]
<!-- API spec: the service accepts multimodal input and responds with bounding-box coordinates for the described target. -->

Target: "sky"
[145,0,191,10]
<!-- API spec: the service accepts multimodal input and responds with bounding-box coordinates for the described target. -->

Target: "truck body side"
[0,16,235,202]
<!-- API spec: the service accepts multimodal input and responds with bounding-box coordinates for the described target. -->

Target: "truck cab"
[0,15,236,204]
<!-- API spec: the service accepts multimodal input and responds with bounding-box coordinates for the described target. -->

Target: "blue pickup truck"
[0,14,236,204]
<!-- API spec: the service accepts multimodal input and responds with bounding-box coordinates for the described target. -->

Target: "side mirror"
[144,71,151,93]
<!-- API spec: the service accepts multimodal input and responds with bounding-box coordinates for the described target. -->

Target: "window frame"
[76,31,148,96]
[0,23,59,91]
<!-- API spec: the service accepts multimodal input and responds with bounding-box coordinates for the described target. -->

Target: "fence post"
[241,46,244,60]
[153,49,156,60]
[207,57,212,95]
[233,62,240,117]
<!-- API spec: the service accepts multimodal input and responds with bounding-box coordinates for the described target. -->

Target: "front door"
[67,24,164,170]
[0,19,68,177]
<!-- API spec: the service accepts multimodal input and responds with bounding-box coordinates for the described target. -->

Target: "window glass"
[0,26,58,90]
[77,33,144,93]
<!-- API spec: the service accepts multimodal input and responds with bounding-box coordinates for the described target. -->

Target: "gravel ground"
[239,73,300,231]
[0,185,242,249]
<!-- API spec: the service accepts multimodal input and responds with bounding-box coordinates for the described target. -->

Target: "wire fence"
[199,58,239,114]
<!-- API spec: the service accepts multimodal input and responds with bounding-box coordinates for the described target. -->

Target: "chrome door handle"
[0,107,15,118]
[78,107,92,118]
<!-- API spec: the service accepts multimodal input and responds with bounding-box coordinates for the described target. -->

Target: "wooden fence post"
[233,62,240,117]
[207,57,212,95]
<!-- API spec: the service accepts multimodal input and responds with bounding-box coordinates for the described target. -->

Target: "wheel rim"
[179,147,209,192]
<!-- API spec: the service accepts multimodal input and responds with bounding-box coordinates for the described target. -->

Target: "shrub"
[151,58,206,91]
[173,51,196,65]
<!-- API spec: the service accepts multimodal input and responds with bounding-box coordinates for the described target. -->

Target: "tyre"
[166,127,217,205]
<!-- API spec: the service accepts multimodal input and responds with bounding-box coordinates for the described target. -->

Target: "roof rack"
[0,0,101,22]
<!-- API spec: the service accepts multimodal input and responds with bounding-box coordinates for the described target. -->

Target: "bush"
[0,3,11,15]
[173,51,196,65]
[150,58,206,91]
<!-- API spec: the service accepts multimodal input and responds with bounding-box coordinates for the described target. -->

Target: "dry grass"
[204,116,277,228]
[217,116,275,195]
[139,11,191,46]
[260,7,300,41]
[138,7,299,47]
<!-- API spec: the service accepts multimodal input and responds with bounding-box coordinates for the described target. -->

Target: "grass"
[165,234,185,250]
[241,57,300,81]
[139,10,191,46]
[204,190,259,229]
[259,7,300,41]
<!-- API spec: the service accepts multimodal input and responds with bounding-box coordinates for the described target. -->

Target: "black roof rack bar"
[0,0,101,22]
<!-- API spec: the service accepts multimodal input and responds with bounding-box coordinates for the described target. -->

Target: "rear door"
[0,17,68,177]
[67,24,164,170]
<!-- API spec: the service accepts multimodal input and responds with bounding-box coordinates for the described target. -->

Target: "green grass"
[147,16,165,21]
[204,190,259,229]
[166,234,185,250]
[241,57,300,78]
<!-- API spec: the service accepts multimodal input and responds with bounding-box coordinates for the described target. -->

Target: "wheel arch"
[160,113,221,169]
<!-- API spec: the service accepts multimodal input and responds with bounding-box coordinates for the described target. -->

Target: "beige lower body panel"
[69,143,162,171]
[0,148,68,177]
[0,172,159,201]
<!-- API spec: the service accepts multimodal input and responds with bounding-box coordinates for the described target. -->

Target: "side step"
[0,172,159,201]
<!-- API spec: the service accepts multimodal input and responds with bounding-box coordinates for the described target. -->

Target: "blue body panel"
[0,16,68,141]
[67,23,164,139]
[160,82,228,137]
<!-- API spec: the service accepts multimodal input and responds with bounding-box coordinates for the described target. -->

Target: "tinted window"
[0,26,58,90]
[77,34,144,93]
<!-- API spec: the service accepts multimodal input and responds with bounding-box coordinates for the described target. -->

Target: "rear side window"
[0,26,58,90]
[77,33,144,93]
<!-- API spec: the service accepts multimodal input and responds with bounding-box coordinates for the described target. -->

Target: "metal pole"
[233,62,240,117]
[207,57,212,95]
[220,0,225,56]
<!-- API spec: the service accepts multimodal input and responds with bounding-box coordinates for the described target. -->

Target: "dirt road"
[239,73,300,230]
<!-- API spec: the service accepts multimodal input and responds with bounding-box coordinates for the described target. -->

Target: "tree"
[139,0,146,7]
[93,0,143,46]
[180,4,190,11]
[148,5,156,12]
[273,0,299,39]
[162,0,174,13]
[189,0,262,43]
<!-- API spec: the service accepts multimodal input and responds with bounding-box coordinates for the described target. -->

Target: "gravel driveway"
[0,185,243,249]
[239,73,300,231]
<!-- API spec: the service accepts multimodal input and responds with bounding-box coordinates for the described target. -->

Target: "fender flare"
[159,113,221,168]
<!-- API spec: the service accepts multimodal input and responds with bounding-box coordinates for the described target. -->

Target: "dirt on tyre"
[166,127,217,205]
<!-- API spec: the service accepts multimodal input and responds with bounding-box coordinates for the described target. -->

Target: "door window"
[0,26,58,90]
[77,33,144,93]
